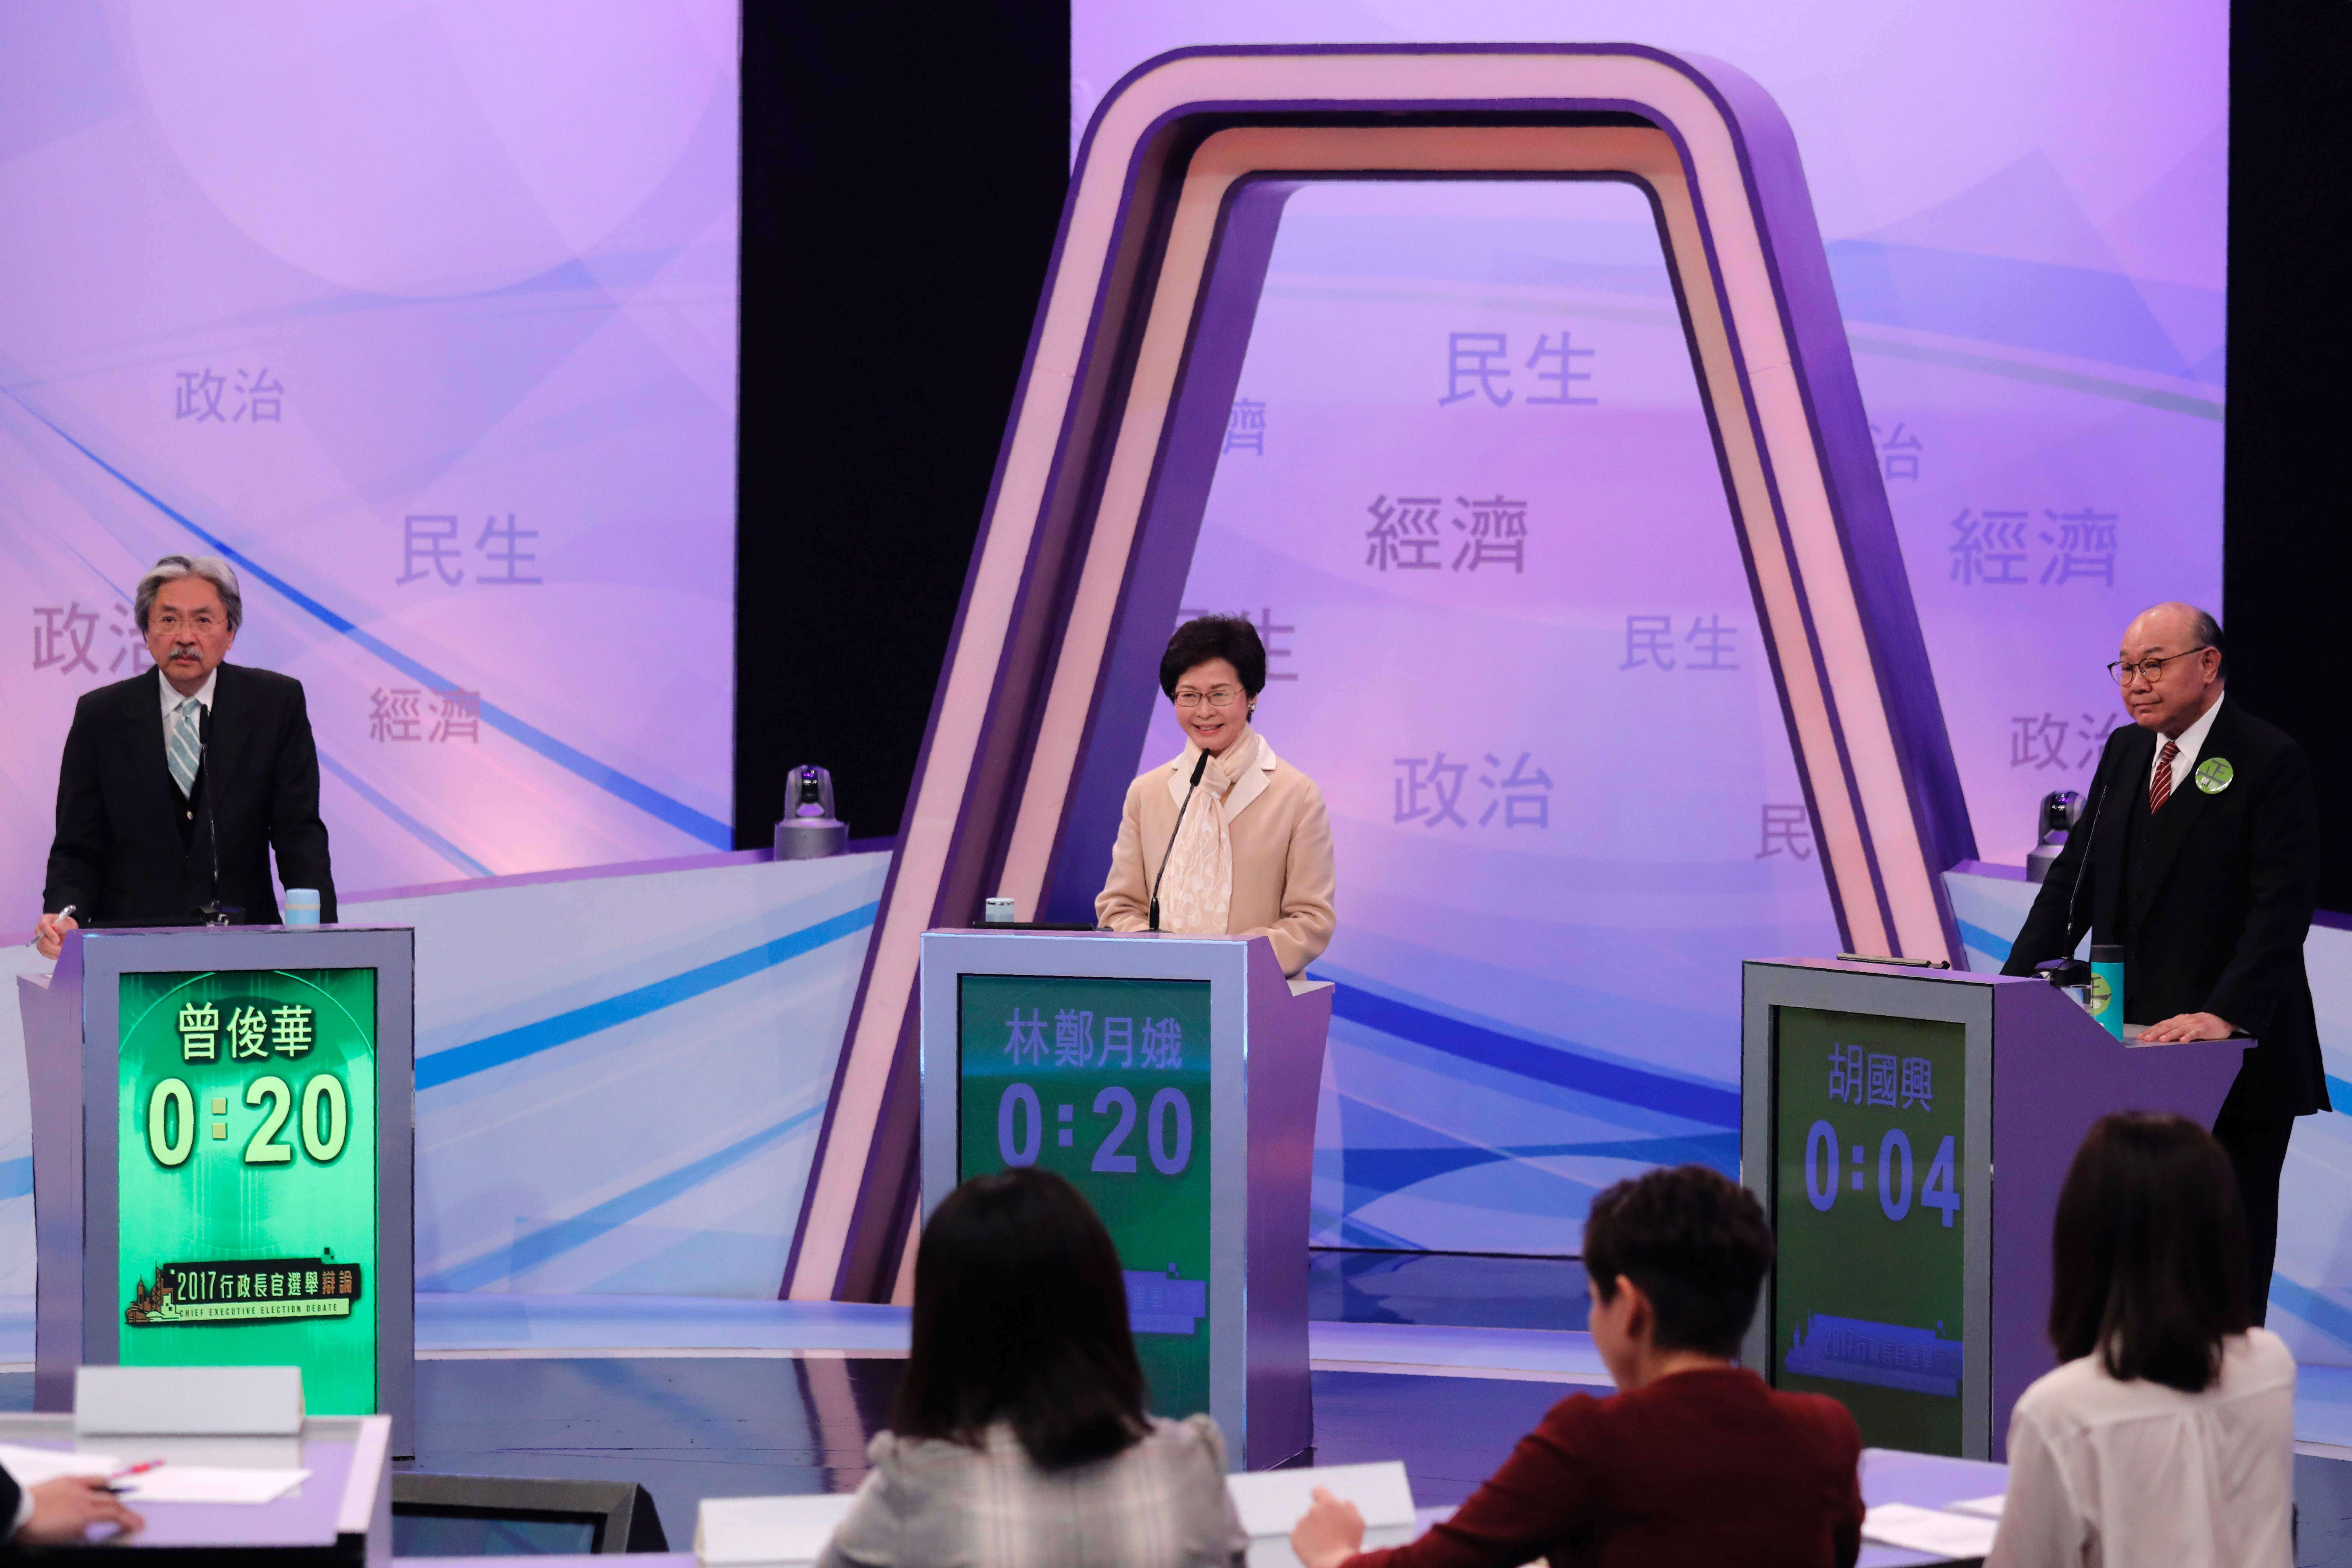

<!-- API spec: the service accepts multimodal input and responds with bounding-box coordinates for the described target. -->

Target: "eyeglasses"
[2106,647,2211,685]
[1173,686,1244,710]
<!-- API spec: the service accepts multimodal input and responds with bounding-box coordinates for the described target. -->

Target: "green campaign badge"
[2084,972,2114,1017]
[2194,757,2233,794]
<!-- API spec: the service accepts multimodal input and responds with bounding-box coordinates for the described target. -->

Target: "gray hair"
[2190,606,2225,677]
[135,555,243,634]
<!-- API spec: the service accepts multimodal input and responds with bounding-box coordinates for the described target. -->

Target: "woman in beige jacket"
[1096,616,1335,977]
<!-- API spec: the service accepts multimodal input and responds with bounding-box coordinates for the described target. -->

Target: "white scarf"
[1157,729,1263,935]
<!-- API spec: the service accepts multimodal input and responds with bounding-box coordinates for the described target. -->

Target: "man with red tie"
[2004,603,2326,1321]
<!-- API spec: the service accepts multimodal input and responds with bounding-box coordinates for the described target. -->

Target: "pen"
[27,904,74,950]
[100,1458,164,1492]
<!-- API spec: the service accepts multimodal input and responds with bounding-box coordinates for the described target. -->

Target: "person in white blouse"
[1987,1111,2294,1568]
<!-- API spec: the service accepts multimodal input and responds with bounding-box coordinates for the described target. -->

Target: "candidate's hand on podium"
[2140,1011,2236,1043]
[1292,1487,1367,1568]
[33,911,77,960]
[19,1476,143,1543]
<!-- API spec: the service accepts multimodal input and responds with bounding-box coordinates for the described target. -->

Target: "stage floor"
[3,1252,2349,1561]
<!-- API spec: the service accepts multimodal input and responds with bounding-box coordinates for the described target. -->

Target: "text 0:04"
[146,1075,349,1169]
[1803,1120,1958,1226]
[996,1083,1193,1176]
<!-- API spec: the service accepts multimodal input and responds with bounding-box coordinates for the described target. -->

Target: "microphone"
[2038,778,2109,989]
[1148,749,1212,933]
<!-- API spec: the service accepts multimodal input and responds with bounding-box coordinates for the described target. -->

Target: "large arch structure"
[785,45,1975,1302]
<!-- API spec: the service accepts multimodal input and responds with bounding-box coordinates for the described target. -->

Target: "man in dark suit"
[2004,602,2326,1322]
[35,554,335,958]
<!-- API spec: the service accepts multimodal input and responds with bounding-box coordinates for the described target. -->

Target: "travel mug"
[283,888,321,927]
[2088,943,2126,1037]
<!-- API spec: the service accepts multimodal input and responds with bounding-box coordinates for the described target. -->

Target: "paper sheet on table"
[1947,1493,2006,1519]
[1863,1501,2000,1556]
[116,1466,309,1503]
[0,1444,122,1486]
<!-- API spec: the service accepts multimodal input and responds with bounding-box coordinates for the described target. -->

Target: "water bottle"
[2087,943,2126,1038]
[283,888,321,927]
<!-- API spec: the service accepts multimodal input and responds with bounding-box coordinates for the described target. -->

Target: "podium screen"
[116,967,379,1414]
[957,974,1214,1417]
[1770,1005,1967,1454]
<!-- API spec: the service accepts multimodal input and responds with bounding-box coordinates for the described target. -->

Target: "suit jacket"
[43,664,337,928]
[1096,736,1336,977]
[0,1462,18,1544]
[2003,699,2325,1119]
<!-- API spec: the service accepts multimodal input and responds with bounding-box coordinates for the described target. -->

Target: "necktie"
[168,697,203,797]
[2149,737,2180,814]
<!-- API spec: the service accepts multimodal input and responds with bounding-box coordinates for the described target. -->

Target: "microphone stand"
[1148,750,1212,932]
[194,703,240,927]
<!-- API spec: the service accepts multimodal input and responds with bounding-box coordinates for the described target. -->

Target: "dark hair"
[2190,606,2225,678]
[2049,1112,2248,1393]
[892,1167,1149,1469]
[1159,615,1266,699]
[1583,1165,1773,1357]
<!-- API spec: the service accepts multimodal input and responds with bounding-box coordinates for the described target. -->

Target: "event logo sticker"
[126,1252,363,1326]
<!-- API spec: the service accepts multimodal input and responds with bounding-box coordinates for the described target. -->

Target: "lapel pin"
[2193,757,2233,795]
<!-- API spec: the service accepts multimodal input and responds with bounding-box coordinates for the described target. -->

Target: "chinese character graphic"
[174,369,228,423]
[1003,1008,1048,1065]
[1871,422,1922,481]
[1394,754,1470,828]
[2009,714,2070,770]
[2074,712,2121,770]
[477,513,542,585]
[1684,615,1739,671]
[1053,1009,1095,1068]
[1621,614,1676,671]
[370,688,425,743]
[430,689,481,744]
[1365,495,1445,572]
[1828,1044,1864,1106]
[1866,1052,1899,1109]
[1900,1057,1933,1112]
[270,1005,314,1057]
[178,1001,220,1063]
[237,367,286,423]
[1949,509,2030,586]
[1758,804,1814,861]
[1477,753,1553,828]
[1525,331,1596,405]
[1224,398,1266,456]
[1139,1018,1184,1070]
[1100,1017,1135,1069]
[31,604,100,676]
[227,1005,270,1061]
[1440,331,1513,406]
[400,515,464,586]
[2039,507,2118,587]
[1451,495,1527,573]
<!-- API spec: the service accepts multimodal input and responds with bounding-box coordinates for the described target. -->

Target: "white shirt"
[1986,1327,2294,1568]
[2147,689,2224,800]
[158,666,218,723]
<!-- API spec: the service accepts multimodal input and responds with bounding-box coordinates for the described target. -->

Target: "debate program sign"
[117,968,378,1414]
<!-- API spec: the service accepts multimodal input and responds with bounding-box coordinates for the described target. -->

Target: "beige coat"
[1096,735,1336,977]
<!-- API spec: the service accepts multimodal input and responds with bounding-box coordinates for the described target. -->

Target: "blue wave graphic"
[314,749,491,878]
[416,902,877,1089]
[6,393,732,848]
[418,1104,823,1292]
[1316,977,1740,1129]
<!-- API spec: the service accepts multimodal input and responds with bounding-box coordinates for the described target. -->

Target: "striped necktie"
[168,697,203,797]
[2149,737,2180,815]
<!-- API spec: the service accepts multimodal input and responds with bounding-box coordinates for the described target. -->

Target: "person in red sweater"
[1291,1165,1864,1568]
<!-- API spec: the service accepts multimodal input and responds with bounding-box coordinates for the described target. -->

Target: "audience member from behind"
[1292,1166,1863,1568]
[1987,1112,2293,1568]
[817,1166,1247,1568]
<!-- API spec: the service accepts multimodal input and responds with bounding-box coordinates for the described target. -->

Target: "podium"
[1738,957,2243,1460]
[918,929,1332,1469]
[16,926,415,1451]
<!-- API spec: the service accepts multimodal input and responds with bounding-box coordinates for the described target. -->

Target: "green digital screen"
[117,968,378,1414]
[958,973,1214,1417]
[1771,1005,1966,1454]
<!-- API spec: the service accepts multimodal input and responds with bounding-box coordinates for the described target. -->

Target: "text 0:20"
[146,1074,349,1169]
[996,1083,1193,1175]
